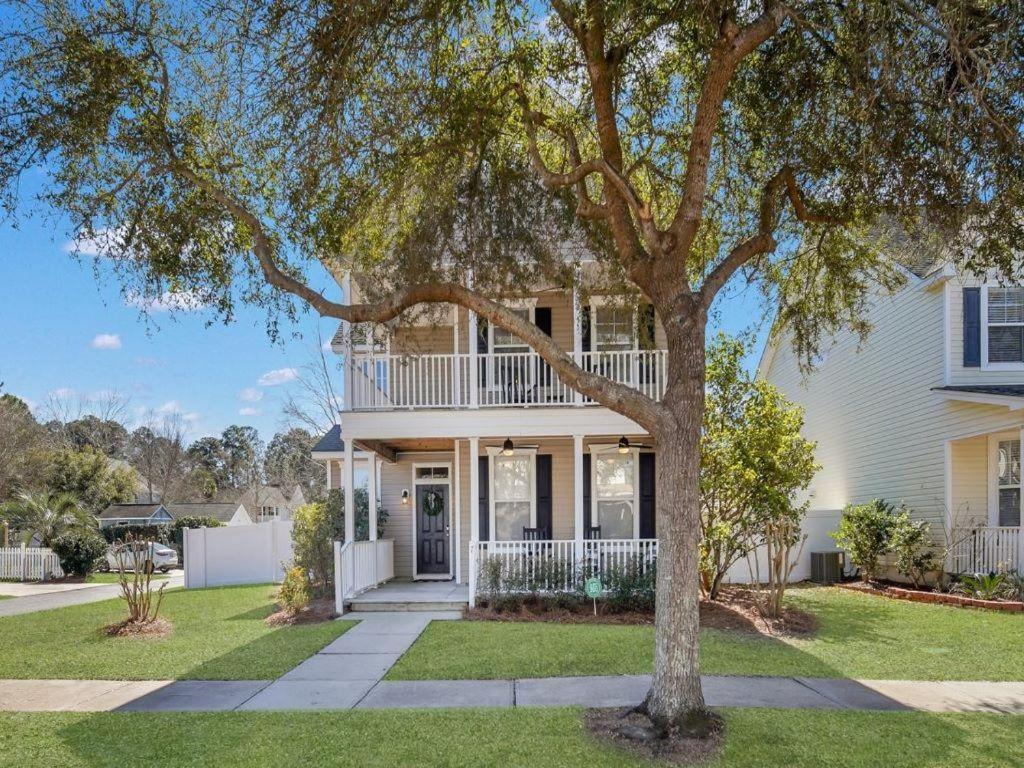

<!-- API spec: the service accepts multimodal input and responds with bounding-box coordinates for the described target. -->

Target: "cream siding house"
[760,262,1024,577]
[312,271,663,608]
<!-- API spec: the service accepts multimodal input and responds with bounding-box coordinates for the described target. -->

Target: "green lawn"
[0,584,353,680]
[388,586,1024,681]
[0,709,1020,768]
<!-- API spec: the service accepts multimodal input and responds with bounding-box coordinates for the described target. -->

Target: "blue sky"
[0,172,771,443]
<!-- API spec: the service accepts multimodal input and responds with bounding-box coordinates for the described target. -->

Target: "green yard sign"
[584,577,602,599]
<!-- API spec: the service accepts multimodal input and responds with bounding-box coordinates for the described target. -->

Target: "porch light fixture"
[501,437,515,456]
[401,489,410,505]
[618,436,630,454]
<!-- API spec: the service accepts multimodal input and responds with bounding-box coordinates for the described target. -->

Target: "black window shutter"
[478,455,490,541]
[534,307,552,337]
[639,452,656,538]
[638,303,656,350]
[582,452,592,530]
[963,287,981,368]
[535,454,552,537]
[581,306,592,352]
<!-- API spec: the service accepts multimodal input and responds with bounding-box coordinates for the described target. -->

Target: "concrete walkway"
[0,573,184,617]
[2,674,1023,714]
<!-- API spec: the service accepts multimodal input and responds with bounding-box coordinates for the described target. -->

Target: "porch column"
[343,439,355,544]
[367,454,378,542]
[573,434,585,560]
[454,439,462,584]
[1020,427,1024,570]
[453,306,462,407]
[468,437,480,607]
[325,460,333,494]
[341,271,354,411]
[468,270,479,409]
[572,267,583,406]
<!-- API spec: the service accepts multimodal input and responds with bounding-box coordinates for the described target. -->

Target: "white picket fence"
[333,539,396,615]
[0,546,64,581]
[951,526,1022,574]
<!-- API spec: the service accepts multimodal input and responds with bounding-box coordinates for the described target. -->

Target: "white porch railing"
[349,350,668,410]
[0,546,64,581]
[951,526,1022,574]
[469,538,658,607]
[333,539,395,615]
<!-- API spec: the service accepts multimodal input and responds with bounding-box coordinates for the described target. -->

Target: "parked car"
[104,541,179,573]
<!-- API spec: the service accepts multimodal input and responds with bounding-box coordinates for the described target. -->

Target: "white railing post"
[573,434,585,568]
[572,274,583,406]
[468,540,478,608]
[334,540,345,616]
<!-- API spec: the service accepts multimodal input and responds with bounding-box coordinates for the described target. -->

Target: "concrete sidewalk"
[0,573,184,617]
[2,674,1023,714]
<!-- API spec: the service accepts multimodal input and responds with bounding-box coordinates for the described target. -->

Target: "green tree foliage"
[325,487,389,542]
[265,428,325,500]
[890,515,937,589]
[0,394,50,502]
[831,499,905,582]
[45,446,136,515]
[699,335,818,600]
[61,416,130,458]
[0,490,96,547]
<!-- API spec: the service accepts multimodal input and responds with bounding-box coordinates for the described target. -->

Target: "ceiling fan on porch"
[616,436,653,453]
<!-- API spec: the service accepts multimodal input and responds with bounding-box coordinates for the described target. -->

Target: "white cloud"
[125,290,207,313]
[258,367,298,386]
[63,226,129,259]
[155,400,181,414]
[48,387,75,399]
[238,406,261,417]
[238,387,264,402]
[91,333,122,350]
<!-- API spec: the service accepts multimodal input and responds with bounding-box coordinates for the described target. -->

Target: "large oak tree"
[3,0,1024,733]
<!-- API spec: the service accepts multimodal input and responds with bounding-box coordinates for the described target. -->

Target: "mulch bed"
[585,708,724,766]
[265,598,338,626]
[838,580,1024,612]
[103,617,172,639]
[470,586,817,638]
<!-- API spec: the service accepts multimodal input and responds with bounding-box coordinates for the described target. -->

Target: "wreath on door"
[423,489,444,517]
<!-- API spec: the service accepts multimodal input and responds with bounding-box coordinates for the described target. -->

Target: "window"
[986,287,1024,364]
[416,466,449,480]
[491,453,534,540]
[491,308,531,354]
[594,451,637,539]
[593,306,634,352]
[260,505,280,521]
[997,439,1022,526]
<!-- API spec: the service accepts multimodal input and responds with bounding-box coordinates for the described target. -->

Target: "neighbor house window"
[594,451,637,539]
[997,439,1022,526]
[593,306,634,352]
[491,453,534,540]
[986,287,1024,364]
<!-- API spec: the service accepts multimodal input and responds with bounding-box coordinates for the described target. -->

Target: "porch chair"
[522,526,550,541]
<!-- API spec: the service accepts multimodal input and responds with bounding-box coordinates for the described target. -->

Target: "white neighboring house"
[164,502,252,527]
[761,260,1024,577]
[235,485,307,523]
[97,501,249,529]
[312,267,667,608]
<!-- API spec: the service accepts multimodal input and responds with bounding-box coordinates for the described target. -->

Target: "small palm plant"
[0,490,94,547]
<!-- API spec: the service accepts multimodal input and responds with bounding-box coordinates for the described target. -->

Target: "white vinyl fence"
[184,520,293,589]
[0,546,64,581]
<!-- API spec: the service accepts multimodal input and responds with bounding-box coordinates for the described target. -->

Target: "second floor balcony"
[348,349,667,410]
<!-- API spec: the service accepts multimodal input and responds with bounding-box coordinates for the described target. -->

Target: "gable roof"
[164,502,247,523]
[312,424,345,453]
[97,503,167,520]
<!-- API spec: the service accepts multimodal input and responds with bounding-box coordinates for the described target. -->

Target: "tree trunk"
[643,320,713,733]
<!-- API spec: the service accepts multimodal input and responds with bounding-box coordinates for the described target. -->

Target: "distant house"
[97,501,249,528]
[96,503,173,529]
[108,459,163,503]
[235,485,306,523]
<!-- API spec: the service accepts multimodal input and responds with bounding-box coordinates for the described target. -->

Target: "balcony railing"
[950,526,1022,574]
[348,349,668,410]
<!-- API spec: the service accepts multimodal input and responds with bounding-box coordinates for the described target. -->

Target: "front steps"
[345,579,470,614]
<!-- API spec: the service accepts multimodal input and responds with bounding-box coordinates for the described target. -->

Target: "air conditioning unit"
[810,551,845,584]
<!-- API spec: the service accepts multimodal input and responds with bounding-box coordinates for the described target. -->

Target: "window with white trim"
[594,451,638,539]
[593,306,634,352]
[986,287,1024,364]
[491,308,531,354]
[997,439,1022,526]
[491,453,534,540]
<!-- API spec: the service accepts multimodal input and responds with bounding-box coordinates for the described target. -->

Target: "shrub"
[603,556,657,613]
[952,572,1013,601]
[51,529,108,577]
[291,502,334,594]
[170,516,222,557]
[831,499,902,582]
[110,533,167,626]
[278,566,312,613]
[890,514,937,588]
[324,487,389,540]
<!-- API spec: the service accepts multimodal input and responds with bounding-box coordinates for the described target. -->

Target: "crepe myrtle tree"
[3,0,1024,735]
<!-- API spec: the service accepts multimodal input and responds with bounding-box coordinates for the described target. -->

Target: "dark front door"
[416,484,450,575]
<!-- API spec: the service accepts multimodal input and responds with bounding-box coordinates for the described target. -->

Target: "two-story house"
[761,260,1024,578]
[312,269,666,607]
